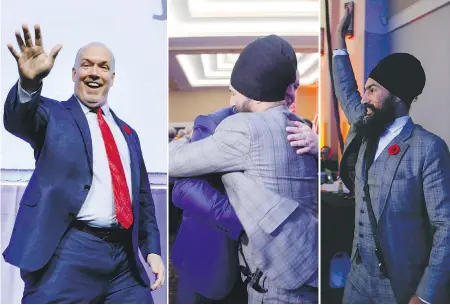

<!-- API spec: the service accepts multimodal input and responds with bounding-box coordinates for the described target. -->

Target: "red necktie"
[95,108,133,229]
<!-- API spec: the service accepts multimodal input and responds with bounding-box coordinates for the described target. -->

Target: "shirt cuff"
[17,80,41,103]
[333,49,349,57]
[418,296,430,304]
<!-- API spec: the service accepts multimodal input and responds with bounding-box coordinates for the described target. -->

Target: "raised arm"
[4,25,62,149]
[332,9,365,125]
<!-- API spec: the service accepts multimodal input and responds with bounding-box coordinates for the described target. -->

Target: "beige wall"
[296,86,318,121]
[388,0,421,17]
[170,86,318,124]
[390,3,450,144]
[169,89,229,124]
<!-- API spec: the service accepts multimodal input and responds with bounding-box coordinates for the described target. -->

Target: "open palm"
[8,25,62,84]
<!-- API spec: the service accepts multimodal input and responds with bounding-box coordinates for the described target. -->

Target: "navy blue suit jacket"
[2,83,160,286]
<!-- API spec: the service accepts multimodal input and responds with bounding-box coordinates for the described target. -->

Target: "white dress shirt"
[374,116,410,160]
[18,83,132,228]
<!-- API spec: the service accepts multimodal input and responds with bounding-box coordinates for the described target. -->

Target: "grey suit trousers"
[343,258,396,304]
[246,275,318,304]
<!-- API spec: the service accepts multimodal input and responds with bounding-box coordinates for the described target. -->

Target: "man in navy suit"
[3,24,165,303]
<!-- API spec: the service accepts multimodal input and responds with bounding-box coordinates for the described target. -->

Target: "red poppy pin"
[123,125,131,135]
[388,144,400,155]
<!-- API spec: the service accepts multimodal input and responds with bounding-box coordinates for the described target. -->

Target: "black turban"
[230,35,297,102]
[369,53,426,104]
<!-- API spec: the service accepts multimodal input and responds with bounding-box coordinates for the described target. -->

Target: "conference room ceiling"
[169,0,319,91]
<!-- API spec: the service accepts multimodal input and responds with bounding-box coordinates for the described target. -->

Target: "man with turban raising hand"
[334,9,450,304]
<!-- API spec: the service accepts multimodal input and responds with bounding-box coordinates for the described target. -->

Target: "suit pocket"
[258,197,300,234]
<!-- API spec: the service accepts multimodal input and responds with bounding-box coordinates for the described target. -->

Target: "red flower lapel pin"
[123,125,131,135]
[388,144,400,155]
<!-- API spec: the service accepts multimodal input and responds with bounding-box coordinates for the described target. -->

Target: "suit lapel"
[378,119,414,219]
[62,96,93,174]
[110,110,140,206]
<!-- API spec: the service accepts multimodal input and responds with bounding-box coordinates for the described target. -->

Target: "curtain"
[1,175,167,304]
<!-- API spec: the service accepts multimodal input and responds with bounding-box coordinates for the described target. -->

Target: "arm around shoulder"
[169,114,251,177]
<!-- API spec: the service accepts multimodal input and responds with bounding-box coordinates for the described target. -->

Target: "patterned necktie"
[94,108,133,229]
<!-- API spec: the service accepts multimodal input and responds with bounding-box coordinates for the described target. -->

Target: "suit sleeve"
[332,55,366,125]
[169,114,251,177]
[415,137,450,303]
[135,134,161,257]
[3,82,53,150]
[172,178,243,240]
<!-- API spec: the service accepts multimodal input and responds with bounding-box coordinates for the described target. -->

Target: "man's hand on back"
[286,121,318,155]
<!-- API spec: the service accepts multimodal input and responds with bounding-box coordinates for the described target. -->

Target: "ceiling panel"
[169,0,319,91]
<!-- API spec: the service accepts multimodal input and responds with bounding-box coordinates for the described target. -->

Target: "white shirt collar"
[75,95,111,117]
[386,116,410,134]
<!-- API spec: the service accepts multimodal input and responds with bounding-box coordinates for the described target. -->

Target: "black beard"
[354,103,396,140]
[234,98,252,113]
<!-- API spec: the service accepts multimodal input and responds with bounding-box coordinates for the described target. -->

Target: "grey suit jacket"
[169,105,318,289]
[334,54,450,303]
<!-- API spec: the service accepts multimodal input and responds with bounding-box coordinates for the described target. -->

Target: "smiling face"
[72,44,115,108]
[361,78,394,120]
[354,78,397,137]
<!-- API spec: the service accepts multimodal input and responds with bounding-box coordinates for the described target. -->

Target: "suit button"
[84,185,91,191]
[359,234,364,238]
[359,222,363,226]
[360,209,365,214]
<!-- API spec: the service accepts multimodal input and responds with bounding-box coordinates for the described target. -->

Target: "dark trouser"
[177,275,247,304]
[21,228,153,304]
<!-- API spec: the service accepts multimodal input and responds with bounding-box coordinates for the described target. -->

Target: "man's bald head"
[72,42,116,108]
[74,42,115,72]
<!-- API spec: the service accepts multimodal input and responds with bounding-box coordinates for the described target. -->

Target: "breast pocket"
[390,175,416,192]
[20,186,41,207]
[389,176,420,214]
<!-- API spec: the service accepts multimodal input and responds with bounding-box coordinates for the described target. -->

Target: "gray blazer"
[169,105,318,289]
[334,54,450,303]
